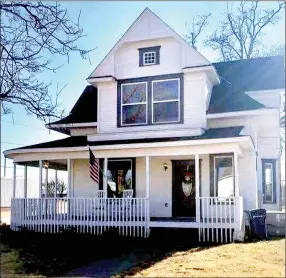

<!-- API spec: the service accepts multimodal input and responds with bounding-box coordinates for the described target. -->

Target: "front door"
[172,160,196,217]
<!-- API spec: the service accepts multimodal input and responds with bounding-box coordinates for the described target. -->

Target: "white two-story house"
[5,8,284,242]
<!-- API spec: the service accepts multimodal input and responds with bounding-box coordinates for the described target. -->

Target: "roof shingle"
[208,55,285,113]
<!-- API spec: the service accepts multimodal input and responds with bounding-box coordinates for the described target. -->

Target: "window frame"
[117,73,184,127]
[213,155,235,198]
[151,78,180,124]
[99,158,136,197]
[143,51,156,66]
[138,46,161,67]
[120,81,148,126]
[262,158,277,204]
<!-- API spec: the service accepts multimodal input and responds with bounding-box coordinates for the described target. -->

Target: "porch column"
[45,167,48,198]
[24,165,27,198]
[67,159,71,197]
[195,154,200,222]
[234,152,239,196]
[55,170,58,198]
[103,158,108,197]
[39,160,43,198]
[12,163,16,198]
[145,156,150,199]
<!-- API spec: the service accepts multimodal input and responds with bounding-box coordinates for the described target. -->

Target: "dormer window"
[139,46,161,67]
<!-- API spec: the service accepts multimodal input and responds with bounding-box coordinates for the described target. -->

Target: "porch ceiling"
[17,160,67,171]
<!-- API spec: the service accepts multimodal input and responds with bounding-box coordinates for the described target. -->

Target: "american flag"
[89,148,99,183]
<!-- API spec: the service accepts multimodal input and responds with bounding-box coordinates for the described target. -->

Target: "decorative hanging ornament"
[182,172,193,197]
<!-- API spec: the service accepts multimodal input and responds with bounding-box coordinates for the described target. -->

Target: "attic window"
[139,46,161,67]
[143,51,156,65]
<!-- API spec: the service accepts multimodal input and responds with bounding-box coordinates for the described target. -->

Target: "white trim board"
[206,108,278,119]
[47,122,98,129]
[4,136,253,159]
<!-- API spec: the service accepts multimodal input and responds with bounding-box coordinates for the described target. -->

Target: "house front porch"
[6,127,254,243]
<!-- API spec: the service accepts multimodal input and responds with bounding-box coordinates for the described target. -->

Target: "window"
[138,46,161,67]
[262,159,276,203]
[100,159,135,198]
[118,74,183,127]
[152,79,180,123]
[121,82,147,125]
[143,51,156,65]
[213,155,234,198]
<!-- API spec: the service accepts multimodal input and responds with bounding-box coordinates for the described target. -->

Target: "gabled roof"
[5,126,244,155]
[88,7,211,79]
[208,55,285,114]
[47,86,97,133]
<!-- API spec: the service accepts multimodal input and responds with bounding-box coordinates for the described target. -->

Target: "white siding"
[73,159,99,198]
[208,112,281,211]
[115,38,182,79]
[93,70,207,139]
[71,152,258,216]
[91,8,209,78]
[70,128,97,136]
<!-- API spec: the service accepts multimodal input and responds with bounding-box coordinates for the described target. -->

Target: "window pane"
[144,52,156,65]
[122,104,146,125]
[265,163,273,202]
[153,80,179,101]
[122,83,146,104]
[215,157,234,198]
[153,102,179,123]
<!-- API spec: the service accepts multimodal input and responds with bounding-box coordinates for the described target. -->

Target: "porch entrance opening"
[172,160,196,217]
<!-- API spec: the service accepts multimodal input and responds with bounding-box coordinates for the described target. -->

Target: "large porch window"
[211,154,235,198]
[104,159,135,198]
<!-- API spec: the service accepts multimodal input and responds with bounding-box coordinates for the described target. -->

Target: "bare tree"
[263,44,285,57]
[0,1,95,122]
[185,13,211,49]
[205,1,285,61]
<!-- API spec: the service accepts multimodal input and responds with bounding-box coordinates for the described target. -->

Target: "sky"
[1,1,285,181]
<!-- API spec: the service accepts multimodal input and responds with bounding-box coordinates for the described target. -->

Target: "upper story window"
[117,73,183,127]
[262,159,277,203]
[152,79,180,123]
[121,82,147,125]
[138,46,161,67]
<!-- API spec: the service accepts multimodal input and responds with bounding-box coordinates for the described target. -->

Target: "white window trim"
[213,155,234,198]
[108,159,133,190]
[143,51,156,66]
[264,162,274,203]
[151,78,180,124]
[121,82,148,126]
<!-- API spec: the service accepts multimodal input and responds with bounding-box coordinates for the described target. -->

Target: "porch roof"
[5,126,244,155]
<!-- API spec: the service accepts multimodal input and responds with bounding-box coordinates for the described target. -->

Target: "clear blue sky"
[1,1,285,178]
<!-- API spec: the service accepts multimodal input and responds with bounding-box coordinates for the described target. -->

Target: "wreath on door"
[181,171,194,197]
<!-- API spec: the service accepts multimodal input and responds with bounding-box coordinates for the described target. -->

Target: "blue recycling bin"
[245,209,267,239]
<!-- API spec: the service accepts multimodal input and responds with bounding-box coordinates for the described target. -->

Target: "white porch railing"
[11,197,150,238]
[197,196,243,243]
